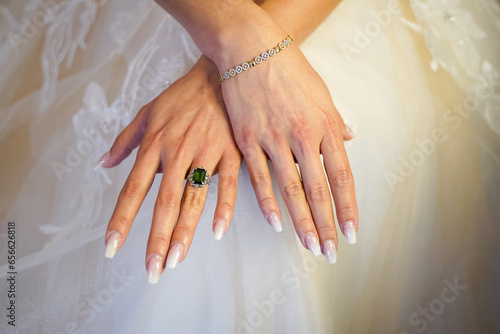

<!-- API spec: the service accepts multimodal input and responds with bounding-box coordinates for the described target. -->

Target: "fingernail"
[304,232,321,256]
[213,218,227,240]
[341,221,357,244]
[166,243,184,269]
[94,152,111,170]
[267,212,282,232]
[345,125,355,138]
[104,231,121,259]
[322,240,337,264]
[147,253,164,284]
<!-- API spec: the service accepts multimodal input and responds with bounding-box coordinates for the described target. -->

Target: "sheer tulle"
[0,0,499,333]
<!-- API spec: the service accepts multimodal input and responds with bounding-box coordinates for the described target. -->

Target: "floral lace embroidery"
[407,0,500,135]
[41,0,97,110]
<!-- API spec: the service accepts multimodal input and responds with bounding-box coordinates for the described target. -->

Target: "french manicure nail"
[147,253,164,284]
[213,218,227,240]
[305,232,321,256]
[94,152,111,170]
[322,240,337,264]
[345,125,355,138]
[267,212,282,232]
[104,231,121,259]
[341,221,357,244]
[166,243,184,269]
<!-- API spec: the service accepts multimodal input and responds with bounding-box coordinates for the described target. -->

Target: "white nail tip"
[94,152,110,170]
[166,244,184,269]
[147,254,163,284]
[104,231,121,259]
[322,240,337,264]
[305,233,321,256]
[346,125,356,138]
[268,212,282,233]
[214,219,227,240]
[342,221,357,244]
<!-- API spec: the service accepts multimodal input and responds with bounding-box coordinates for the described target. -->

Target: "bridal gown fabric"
[0,0,499,333]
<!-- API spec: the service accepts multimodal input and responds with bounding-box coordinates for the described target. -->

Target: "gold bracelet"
[218,35,294,84]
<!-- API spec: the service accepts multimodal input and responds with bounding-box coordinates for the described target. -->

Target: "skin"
[103,58,241,269]
[103,0,358,278]
[221,44,357,254]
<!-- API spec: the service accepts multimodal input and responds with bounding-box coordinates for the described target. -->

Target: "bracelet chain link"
[219,35,294,84]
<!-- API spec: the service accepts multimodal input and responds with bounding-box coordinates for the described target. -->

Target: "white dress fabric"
[1,0,499,333]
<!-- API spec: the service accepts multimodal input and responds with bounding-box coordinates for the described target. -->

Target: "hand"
[219,29,358,263]
[100,56,242,283]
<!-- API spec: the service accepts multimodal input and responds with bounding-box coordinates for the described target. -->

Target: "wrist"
[157,0,286,73]
[218,35,295,84]
[199,4,287,72]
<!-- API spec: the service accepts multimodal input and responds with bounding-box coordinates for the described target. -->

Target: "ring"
[188,166,211,188]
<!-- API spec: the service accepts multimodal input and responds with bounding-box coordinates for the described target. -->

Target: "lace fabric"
[0,0,499,333]
[407,0,500,136]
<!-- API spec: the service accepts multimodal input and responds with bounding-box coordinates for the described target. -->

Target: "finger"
[321,134,358,245]
[104,145,160,259]
[145,159,189,283]
[267,146,321,257]
[98,102,152,168]
[293,144,338,264]
[167,163,216,270]
[213,151,241,240]
[244,145,283,232]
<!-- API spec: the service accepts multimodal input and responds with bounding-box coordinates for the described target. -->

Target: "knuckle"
[289,120,316,154]
[261,129,285,146]
[109,214,129,230]
[216,201,234,213]
[322,116,339,131]
[121,179,143,200]
[294,217,313,231]
[252,172,272,188]
[283,181,304,199]
[317,225,337,238]
[259,131,286,154]
[322,117,342,140]
[221,175,238,189]
[174,224,194,237]
[237,129,257,153]
[309,185,331,203]
[182,191,206,210]
[258,196,275,209]
[339,205,357,217]
[149,234,170,250]
[332,169,353,188]
[155,192,178,210]
[292,122,312,143]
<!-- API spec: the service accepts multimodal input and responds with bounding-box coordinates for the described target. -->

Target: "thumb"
[96,102,152,169]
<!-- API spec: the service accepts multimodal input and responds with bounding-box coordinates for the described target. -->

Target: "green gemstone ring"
[188,166,211,188]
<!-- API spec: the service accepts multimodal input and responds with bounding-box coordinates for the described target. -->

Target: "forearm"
[154,0,341,72]
[255,0,342,44]
[154,0,281,67]
[153,0,230,56]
